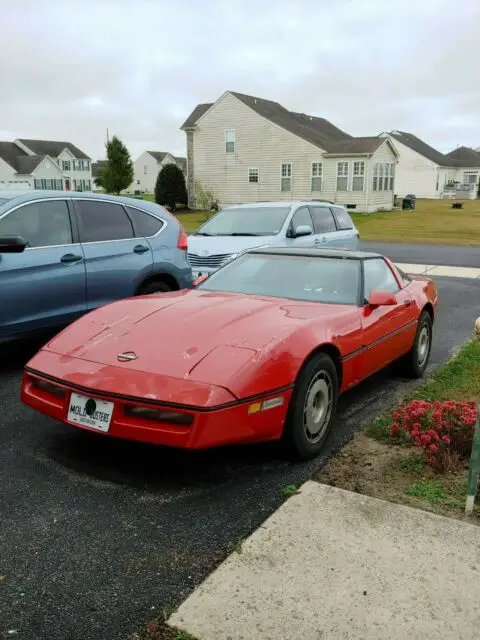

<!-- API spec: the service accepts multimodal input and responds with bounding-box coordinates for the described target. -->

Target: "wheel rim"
[303,370,333,444]
[417,324,431,367]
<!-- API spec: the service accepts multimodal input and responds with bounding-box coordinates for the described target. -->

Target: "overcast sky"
[1,0,479,161]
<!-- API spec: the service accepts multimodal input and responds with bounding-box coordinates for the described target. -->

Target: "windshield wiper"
[194,232,215,236]
[228,232,263,236]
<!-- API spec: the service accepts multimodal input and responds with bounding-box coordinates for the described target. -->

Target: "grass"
[365,339,480,442]
[405,479,466,509]
[281,484,301,498]
[350,198,480,246]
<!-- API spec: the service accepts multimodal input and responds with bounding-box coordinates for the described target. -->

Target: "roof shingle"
[444,146,480,168]
[0,141,29,171]
[181,91,386,155]
[386,131,448,166]
[16,139,90,160]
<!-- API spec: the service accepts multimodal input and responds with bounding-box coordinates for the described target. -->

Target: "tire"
[401,310,433,378]
[137,281,172,295]
[282,353,338,460]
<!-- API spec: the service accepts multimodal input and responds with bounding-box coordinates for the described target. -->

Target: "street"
[1,271,479,639]
[360,240,480,268]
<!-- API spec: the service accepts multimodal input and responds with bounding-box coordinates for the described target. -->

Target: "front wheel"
[137,281,172,295]
[401,310,432,378]
[282,353,338,460]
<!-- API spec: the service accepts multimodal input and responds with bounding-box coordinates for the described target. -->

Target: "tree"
[154,163,187,211]
[101,136,134,195]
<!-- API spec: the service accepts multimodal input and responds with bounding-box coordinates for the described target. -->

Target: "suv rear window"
[332,207,353,230]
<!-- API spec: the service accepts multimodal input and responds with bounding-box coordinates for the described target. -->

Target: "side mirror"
[0,236,27,253]
[292,224,313,238]
[368,290,397,307]
[193,273,209,287]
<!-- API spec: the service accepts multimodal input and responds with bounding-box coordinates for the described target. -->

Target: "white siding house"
[182,91,398,213]
[130,151,187,193]
[0,139,92,191]
[379,132,480,199]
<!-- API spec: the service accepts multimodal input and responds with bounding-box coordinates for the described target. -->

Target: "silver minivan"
[187,200,360,277]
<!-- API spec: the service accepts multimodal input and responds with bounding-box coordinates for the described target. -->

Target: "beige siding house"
[0,139,92,191]
[130,151,187,193]
[380,132,480,199]
[182,91,398,213]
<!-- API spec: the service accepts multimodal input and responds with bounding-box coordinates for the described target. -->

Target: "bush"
[155,164,187,211]
[391,400,478,472]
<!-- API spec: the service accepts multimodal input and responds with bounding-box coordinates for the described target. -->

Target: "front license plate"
[67,392,114,432]
[192,271,202,279]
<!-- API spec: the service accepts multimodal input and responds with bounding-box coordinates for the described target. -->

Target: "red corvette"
[22,247,438,460]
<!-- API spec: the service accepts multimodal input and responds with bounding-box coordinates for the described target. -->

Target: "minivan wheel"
[137,281,172,295]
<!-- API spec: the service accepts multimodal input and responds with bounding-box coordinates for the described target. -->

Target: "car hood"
[187,234,276,256]
[43,290,348,386]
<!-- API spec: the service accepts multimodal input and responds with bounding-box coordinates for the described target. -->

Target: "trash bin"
[402,194,416,210]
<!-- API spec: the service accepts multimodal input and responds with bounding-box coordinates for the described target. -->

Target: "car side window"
[0,200,72,248]
[125,206,164,237]
[290,207,313,232]
[75,200,134,242]
[363,258,400,302]
[331,207,353,230]
[309,206,337,233]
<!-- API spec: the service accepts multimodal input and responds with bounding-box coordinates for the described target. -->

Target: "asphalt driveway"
[1,276,479,640]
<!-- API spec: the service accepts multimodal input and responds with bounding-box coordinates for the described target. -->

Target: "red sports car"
[22,247,438,460]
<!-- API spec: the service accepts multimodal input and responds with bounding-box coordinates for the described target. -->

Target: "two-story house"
[181,91,399,212]
[0,139,92,191]
[130,151,187,193]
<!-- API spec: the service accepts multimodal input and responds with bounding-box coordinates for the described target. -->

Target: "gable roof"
[174,156,187,172]
[15,155,49,174]
[16,139,90,160]
[181,91,384,155]
[444,146,480,168]
[385,131,448,166]
[0,141,29,171]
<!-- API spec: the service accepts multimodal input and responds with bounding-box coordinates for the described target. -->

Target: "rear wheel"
[401,310,432,378]
[137,280,172,295]
[282,353,338,460]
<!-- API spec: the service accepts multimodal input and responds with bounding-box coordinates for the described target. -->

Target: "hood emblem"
[201,249,209,256]
[117,352,138,362]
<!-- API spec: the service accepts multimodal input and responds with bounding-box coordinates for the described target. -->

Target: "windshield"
[195,206,291,236]
[199,253,360,305]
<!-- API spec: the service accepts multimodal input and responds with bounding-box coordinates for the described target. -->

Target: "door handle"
[134,245,149,254]
[61,253,83,264]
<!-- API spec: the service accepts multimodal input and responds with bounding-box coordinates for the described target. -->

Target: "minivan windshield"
[199,253,360,305]
[194,206,291,236]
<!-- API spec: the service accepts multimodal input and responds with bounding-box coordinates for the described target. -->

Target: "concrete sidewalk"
[169,482,480,640]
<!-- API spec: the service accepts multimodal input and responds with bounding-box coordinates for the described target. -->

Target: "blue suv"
[0,190,193,342]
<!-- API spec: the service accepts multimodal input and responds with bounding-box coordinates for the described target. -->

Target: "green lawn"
[351,198,480,246]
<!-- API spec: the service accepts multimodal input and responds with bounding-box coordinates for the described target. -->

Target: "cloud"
[0,0,478,159]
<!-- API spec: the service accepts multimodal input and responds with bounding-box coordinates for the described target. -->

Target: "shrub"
[391,400,478,472]
[155,164,187,211]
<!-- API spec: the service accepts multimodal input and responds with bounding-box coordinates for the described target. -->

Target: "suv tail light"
[177,226,188,251]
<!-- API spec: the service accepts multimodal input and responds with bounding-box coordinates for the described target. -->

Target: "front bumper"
[22,357,292,450]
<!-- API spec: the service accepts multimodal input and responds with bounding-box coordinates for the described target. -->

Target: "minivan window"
[125,205,164,237]
[309,206,337,233]
[195,206,291,237]
[332,207,353,230]
[0,200,72,248]
[75,200,134,242]
[290,207,313,231]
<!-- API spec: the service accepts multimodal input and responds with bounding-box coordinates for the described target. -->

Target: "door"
[72,199,154,310]
[308,205,344,247]
[0,198,86,338]
[330,206,358,249]
[359,258,417,379]
[285,207,316,247]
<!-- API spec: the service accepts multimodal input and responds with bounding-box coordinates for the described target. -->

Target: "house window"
[62,160,71,171]
[336,162,349,191]
[378,163,385,191]
[248,168,259,183]
[33,178,63,190]
[464,171,478,185]
[281,163,292,192]
[311,162,323,191]
[373,163,378,191]
[352,161,365,191]
[83,160,90,171]
[389,163,395,190]
[225,129,236,153]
